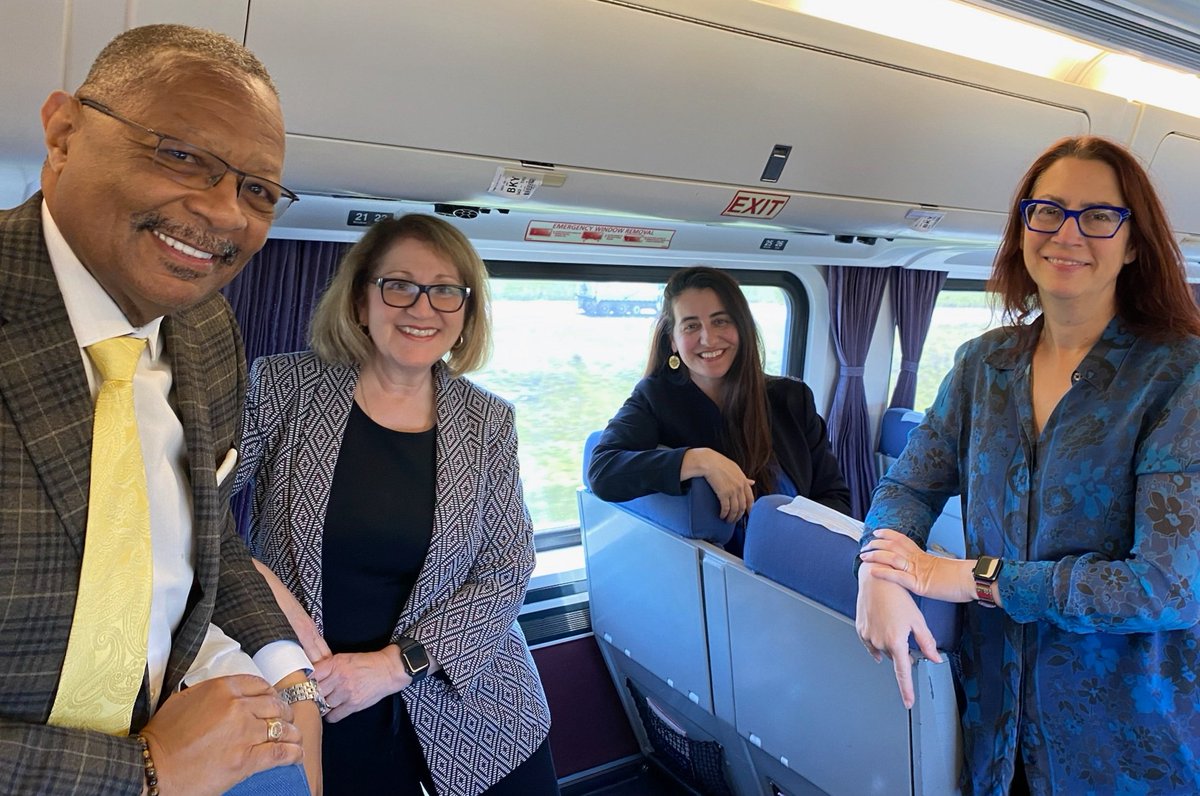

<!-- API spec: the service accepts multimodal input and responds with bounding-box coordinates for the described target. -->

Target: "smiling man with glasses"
[0,23,319,796]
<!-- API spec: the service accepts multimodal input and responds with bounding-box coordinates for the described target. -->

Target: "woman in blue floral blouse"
[856,136,1200,795]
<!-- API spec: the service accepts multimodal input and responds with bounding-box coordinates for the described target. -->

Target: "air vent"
[966,0,1200,73]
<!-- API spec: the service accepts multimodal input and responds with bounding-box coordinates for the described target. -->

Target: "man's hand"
[140,674,301,795]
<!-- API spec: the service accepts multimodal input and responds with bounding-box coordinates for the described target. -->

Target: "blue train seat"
[580,431,963,795]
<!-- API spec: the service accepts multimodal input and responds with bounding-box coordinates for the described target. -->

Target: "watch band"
[972,555,1003,609]
[397,636,430,683]
[279,677,330,716]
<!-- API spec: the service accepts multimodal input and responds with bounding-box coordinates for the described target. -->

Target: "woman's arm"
[1000,368,1200,633]
[588,381,691,502]
[399,403,536,696]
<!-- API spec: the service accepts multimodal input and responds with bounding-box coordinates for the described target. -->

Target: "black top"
[588,370,852,515]
[323,401,435,652]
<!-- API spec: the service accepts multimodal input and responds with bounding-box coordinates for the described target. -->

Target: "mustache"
[132,213,240,264]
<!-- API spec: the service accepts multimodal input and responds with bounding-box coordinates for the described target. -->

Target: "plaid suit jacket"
[0,195,295,794]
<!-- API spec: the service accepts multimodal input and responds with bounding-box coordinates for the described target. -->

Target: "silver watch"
[279,677,331,716]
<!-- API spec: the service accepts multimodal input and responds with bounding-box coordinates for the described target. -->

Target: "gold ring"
[266,718,284,742]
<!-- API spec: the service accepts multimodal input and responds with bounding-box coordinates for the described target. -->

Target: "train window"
[890,281,1005,413]
[471,269,802,543]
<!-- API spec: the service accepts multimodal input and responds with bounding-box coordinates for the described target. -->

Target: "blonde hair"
[309,215,492,376]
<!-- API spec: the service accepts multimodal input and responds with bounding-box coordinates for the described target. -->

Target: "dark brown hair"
[646,266,775,494]
[989,135,1200,339]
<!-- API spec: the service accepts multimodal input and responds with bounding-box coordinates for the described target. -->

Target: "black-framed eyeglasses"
[1019,198,1131,239]
[77,97,298,219]
[373,278,471,312]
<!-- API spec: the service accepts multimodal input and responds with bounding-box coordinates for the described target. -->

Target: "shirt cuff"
[179,624,265,697]
[254,640,313,686]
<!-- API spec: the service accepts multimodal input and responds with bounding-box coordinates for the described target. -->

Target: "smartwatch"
[972,555,1003,608]
[397,636,430,683]
[279,677,331,717]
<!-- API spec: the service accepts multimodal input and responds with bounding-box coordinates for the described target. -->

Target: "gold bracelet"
[135,734,159,796]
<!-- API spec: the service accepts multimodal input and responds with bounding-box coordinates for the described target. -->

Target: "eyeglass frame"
[371,277,472,312]
[76,97,299,218]
[1018,198,1132,239]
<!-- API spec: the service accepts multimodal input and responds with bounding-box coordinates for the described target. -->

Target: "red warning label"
[524,221,675,248]
[721,190,789,219]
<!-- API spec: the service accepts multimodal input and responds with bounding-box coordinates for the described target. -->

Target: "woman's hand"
[855,563,942,709]
[681,448,755,522]
[312,647,408,723]
[253,559,332,664]
[859,529,975,603]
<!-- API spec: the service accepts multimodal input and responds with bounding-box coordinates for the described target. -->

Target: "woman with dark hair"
[857,136,1200,794]
[588,266,850,535]
[234,214,558,796]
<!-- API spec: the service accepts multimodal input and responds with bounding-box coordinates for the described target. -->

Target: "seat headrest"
[743,495,959,650]
[878,407,924,459]
[580,431,735,546]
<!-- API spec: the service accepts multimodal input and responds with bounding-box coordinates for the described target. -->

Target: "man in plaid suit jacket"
[0,24,321,794]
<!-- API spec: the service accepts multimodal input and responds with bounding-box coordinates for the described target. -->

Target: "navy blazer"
[589,370,851,515]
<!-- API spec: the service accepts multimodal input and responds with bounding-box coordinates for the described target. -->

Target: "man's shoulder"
[0,195,50,278]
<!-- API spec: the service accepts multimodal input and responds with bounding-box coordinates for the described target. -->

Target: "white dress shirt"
[41,202,309,710]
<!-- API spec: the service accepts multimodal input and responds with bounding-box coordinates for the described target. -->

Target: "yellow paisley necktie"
[48,336,152,736]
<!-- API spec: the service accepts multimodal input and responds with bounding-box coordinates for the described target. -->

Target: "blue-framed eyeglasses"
[373,278,471,312]
[77,97,298,219]
[1019,199,1131,239]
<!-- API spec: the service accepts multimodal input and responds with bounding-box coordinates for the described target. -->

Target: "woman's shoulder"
[438,367,516,417]
[250,351,355,390]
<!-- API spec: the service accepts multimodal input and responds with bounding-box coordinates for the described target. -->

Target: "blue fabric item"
[877,407,924,459]
[866,317,1200,794]
[744,496,959,648]
[224,764,310,795]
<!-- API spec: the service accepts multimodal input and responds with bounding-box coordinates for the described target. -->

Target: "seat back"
[878,406,924,476]
[582,431,736,546]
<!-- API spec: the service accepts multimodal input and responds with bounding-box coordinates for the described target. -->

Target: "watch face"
[974,555,1002,581]
[400,638,430,677]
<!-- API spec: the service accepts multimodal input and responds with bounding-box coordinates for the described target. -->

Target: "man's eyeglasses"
[77,97,298,219]
[373,278,471,313]
[1019,199,1131,239]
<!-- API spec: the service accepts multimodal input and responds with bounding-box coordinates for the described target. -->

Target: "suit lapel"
[158,312,218,693]
[0,196,92,555]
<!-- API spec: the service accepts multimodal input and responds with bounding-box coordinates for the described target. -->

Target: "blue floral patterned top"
[864,316,1200,795]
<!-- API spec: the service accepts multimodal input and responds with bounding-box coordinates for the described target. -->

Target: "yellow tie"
[48,336,153,736]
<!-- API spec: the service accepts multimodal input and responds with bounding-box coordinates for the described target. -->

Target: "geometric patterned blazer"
[0,195,296,794]
[235,351,551,796]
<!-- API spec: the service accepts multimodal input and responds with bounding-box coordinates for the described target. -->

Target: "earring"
[668,354,681,370]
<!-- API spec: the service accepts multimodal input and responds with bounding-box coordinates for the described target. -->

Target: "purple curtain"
[888,268,948,410]
[1192,283,1200,305]
[220,238,350,535]
[825,266,890,519]
[221,238,351,366]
